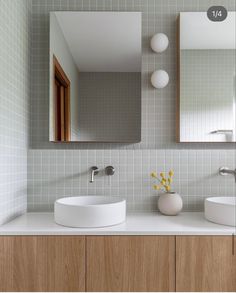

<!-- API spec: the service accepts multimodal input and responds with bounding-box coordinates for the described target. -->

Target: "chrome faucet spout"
[90,166,99,183]
[219,167,236,182]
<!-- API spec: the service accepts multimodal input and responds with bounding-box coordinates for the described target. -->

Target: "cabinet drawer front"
[0,236,85,292]
[86,236,175,292]
[176,236,236,292]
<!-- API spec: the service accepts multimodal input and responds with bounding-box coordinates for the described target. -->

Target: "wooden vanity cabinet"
[176,236,236,292]
[0,235,175,292]
[0,235,235,292]
[86,236,175,292]
[0,236,85,292]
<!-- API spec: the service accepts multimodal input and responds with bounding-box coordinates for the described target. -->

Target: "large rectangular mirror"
[49,12,141,142]
[178,12,236,142]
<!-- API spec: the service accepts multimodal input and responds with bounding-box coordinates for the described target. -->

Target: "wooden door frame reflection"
[53,55,71,142]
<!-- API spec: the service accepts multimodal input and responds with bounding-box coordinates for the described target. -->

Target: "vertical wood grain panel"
[0,236,85,292]
[0,237,13,288]
[86,236,175,292]
[176,236,236,292]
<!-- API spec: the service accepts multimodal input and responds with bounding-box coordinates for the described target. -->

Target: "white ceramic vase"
[158,192,183,216]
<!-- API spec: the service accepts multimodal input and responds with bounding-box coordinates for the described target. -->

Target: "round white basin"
[205,197,236,227]
[54,196,126,228]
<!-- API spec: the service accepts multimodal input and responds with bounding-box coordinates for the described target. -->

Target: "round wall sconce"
[151,70,169,89]
[150,33,169,53]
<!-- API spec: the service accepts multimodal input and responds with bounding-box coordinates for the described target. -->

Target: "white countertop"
[0,212,235,235]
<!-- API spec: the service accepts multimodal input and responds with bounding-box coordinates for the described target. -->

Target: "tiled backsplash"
[28,0,236,212]
[0,0,31,224]
[1,0,235,220]
[28,149,236,212]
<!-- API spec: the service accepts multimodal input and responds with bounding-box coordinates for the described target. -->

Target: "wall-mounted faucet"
[89,166,115,183]
[90,166,99,183]
[219,167,236,182]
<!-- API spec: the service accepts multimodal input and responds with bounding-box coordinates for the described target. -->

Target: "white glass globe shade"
[151,70,169,89]
[150,33,169,53]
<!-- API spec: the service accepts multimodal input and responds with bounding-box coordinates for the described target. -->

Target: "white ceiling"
[180,12,236,49]
[54,12,142,72]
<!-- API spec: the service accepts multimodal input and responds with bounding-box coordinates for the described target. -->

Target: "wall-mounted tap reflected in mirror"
[49,12,142,143]
[219,167,236,182]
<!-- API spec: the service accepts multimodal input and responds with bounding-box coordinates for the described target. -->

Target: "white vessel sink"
[54,196,126,228]
[205,197,236,227]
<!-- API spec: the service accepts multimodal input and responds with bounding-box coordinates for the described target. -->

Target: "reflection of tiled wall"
[180,50,236,142]
[0,0,31,224]
[29,0,236,212]
[77,73,141,142]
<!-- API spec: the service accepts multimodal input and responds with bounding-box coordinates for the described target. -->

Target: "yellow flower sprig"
[151,170,174,193]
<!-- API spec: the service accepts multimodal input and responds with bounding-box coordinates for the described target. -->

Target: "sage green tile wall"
[28,0,236,212]
[30,0,236,149]
[0,0,31,224]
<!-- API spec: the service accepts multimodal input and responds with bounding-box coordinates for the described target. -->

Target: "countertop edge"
[0,231,234,236]
[0,212,235,236]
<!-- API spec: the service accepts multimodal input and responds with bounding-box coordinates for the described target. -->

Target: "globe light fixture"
[150,33,169,53]
[151,70,169,89]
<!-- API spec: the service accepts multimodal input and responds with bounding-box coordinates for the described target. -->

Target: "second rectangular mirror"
[178,12,236,142]
[49,12,141,142]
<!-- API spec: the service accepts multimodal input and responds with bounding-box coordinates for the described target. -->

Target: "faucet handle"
[105,166,115,176]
